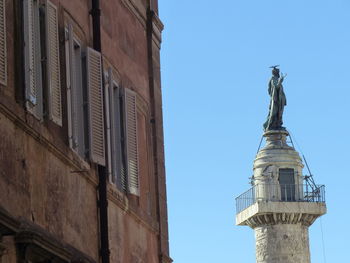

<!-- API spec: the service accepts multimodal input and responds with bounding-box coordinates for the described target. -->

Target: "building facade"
[0,0,171,262]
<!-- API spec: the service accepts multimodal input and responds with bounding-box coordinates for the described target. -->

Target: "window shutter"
[86,47,105,166]
[109,80,127,191]
[65,25,74,148]
[46,0,62,126]
[66,24,80,152]
[0,0,7,85]
[123,88,139,195]
[117,88,126,192]
[23,0,36,105]
[23,0,43,119]
[105,69,112,180]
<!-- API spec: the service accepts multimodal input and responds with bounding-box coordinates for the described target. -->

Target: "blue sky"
[159,1,350,262]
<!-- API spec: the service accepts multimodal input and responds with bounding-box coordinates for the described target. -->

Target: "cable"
[320,217,327,263]
[287,129,304,156]
[256,135,264,154]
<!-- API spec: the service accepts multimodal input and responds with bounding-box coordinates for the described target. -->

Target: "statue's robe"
[263,76,287,130]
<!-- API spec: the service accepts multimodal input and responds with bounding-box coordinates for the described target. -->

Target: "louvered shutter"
[0,0,7,85]
[86,47,105,166]
[23,0,36,105]
[23,0,43,120]
[110,81,127,191]
[65,25,74,148]
[123,88,139,195]
[46,0,62,126]
[105,69,112,180]
[66,24,81,152]
[117,88,126,191]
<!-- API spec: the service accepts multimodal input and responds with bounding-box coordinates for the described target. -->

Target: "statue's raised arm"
[263,66,287,131]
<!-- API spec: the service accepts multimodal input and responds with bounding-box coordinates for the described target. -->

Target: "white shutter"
[105,69,112,180]
[118,88,126,191]
[65,26,74,148]
[109,78,127,191]
[23,0,43,119]
[23,0,36,105]
[46,0,62,126]
[86,47,105,166]
[73,44,86,157]
[0,0,7,85]
[123,88,139,195]
[66,25,81,153]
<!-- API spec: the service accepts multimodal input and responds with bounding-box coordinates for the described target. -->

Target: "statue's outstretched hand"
[279,73,287,83]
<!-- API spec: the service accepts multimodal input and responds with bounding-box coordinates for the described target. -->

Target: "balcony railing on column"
[235,184,325,214]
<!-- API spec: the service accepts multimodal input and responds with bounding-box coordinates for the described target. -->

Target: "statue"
[263,66,287,131]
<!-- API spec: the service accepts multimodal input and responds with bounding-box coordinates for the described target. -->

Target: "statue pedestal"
[263,130,290,149]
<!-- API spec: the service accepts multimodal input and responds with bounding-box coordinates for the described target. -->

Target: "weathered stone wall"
[0,108,100,260]
[255,223,310,262]
[0,0,170,262]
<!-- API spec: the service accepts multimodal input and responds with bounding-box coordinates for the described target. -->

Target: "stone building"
[0,0,171,263]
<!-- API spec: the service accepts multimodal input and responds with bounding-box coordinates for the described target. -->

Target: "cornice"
[16,230,72,262]
[0,205,96,262]
[0,206,20,235]
[121,0,164,49]
[16,220,96,263]
[121,0,147,28]
[151,11,164,48]
[246,212,320,229]
[161,254,173,263]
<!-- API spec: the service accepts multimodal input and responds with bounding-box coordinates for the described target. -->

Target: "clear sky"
[158,0,350,262]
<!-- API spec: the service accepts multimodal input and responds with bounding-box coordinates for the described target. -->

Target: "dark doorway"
[279,168,295,201]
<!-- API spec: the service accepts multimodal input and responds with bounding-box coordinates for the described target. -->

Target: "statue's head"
[272,67,280,77]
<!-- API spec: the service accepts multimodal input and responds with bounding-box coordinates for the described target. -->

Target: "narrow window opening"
[279,168,295,201]
[65,27,88,160]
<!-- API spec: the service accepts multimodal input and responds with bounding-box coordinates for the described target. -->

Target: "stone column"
[255,224,310,263]
[236,129,326,263]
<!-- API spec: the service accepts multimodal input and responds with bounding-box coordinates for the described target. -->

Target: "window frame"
[23,0,62,124]
[23,0,44,120]
[106,69,140,195]
[65,24,88,159]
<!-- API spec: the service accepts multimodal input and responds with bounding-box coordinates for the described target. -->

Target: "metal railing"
[235,184,325,214]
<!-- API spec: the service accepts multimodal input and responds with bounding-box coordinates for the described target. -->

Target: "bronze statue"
[263,66,287,131]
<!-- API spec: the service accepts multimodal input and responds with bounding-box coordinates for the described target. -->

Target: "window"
[23,0,62,124]
[279,168,295,201]
[65,24,105,164]
[65,27,87,158]
[106,70,139,195]
[23,0,43,119]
